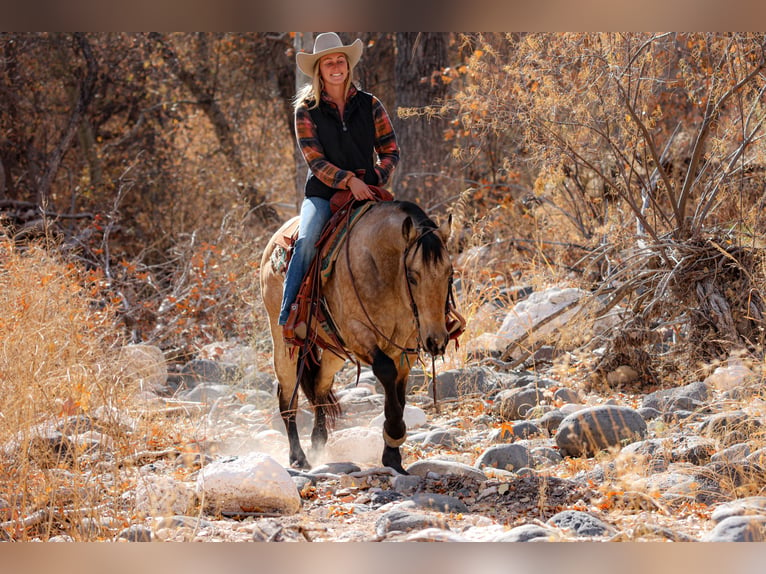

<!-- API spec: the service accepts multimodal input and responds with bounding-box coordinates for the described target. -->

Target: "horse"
[259,200,456,474]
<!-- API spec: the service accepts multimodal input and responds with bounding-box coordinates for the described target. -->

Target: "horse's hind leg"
[274,350,310,470]
[372,348,409,474]
[309,352,344,459]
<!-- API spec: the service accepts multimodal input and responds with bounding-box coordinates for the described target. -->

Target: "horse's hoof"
[382,446,408,475]
[290,458,311,471]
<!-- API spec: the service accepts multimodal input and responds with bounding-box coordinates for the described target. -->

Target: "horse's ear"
[437,214,452,243]
[402,216,417,243]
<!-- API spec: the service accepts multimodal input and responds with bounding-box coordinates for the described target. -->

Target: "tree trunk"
[393,33,450,208]
[37,33,97,206]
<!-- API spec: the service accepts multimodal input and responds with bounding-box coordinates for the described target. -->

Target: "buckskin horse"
[260,200,460,474]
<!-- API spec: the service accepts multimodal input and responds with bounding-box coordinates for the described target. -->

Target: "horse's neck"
[353,210,407,290]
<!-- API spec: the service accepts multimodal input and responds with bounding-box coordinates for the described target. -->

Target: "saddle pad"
[320,202,375,281]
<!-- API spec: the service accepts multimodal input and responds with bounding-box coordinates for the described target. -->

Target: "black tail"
[296,342,341,428]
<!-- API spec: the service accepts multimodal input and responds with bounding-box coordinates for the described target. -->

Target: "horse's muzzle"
[425,334,448,357]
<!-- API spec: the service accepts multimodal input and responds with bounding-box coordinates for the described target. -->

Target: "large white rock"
[369,405,427,430]
[324,427,385,466]
[705,357,755,391]
[197,452,301,515]
[498,286,619,347]
[499,287,585,342]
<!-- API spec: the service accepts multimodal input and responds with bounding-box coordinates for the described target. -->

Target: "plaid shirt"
[295,85,400,190]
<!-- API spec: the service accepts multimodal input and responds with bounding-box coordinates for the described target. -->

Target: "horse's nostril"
[426,336,446,356]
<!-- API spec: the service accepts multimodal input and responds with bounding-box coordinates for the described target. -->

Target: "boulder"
[555,405,647,457]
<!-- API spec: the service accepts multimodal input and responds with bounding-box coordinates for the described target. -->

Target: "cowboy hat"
[296,32,363,77]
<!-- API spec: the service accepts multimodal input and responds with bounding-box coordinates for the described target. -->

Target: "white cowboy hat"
[296,32,363,77]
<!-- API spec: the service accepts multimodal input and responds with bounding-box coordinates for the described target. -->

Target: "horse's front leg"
[372,347,408,474]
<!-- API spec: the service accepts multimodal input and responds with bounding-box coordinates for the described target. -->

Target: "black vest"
[305,90,378,200]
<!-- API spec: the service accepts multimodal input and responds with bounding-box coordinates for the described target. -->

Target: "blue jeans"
[278,196,333,325]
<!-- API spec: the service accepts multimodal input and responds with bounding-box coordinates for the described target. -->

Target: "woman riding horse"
[278,32,400,334]
[263,32,461,474]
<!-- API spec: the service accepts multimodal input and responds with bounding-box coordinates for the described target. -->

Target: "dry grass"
[0,234,184,540]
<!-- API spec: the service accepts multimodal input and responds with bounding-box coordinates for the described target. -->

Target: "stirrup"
[282,321,307,346]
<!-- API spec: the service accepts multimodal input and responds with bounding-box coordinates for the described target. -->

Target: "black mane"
[396,201,445,265]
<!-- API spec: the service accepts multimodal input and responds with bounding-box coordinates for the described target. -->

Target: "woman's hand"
[347,176,375,201]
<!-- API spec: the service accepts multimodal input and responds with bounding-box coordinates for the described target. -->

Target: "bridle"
[343,224,458,411]
[345,224,446,356]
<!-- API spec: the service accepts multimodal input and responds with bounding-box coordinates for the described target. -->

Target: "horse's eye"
[407,272,418,286]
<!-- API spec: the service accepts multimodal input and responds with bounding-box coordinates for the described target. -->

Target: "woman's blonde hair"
[293,53,355,111]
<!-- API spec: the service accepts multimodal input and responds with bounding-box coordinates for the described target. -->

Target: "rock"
[475,444,533,472]
[494,523,559,542]
[498,287,586,343]
[746,447,766,466]
[406,459,487,482]
[712,443,751,463]
[250,517,304,542]
[704,357,755,392]
[671,435,717,465]
[547,510,614,537]
[638,407,662,421]
[642,381,709,412]
[292,475,314,497]
[620,439,670,472]
[403,528,467,542]
[325,427,384,466]
[531,446,564,467]
[375,509,447,538]
[555,405,647,457]
[196,452,301,515]
[553,387,580,404]
[117,344,168,393]
[178,383,232,403]
[703,460,766,490]
[493,387,545,421]
[403,493,469,513]
[369,490,405,506]
[369,405,427,430]
[421,428,462,448]
[703,515,766,542]
[429,367,498,400]
[711,497,766,523]
[698,411,763,446]
[606,365,639,386]
[491,421,543,441]
[661,473,725,506]
[134,474,195,518]
[199,341,258,367]
[536,409,566,431]
[180,359,237,387]
[309,462,361,475]
[392,475,423,493]
[337,386,373,401]
[115,525,153,542]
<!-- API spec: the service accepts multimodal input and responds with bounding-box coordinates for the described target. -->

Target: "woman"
[278,32,400,330]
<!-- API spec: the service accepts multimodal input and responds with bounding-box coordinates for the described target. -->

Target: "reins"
[344,218,452,412]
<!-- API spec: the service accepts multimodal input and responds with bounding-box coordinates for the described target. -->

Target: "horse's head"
[401,209,454,357]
